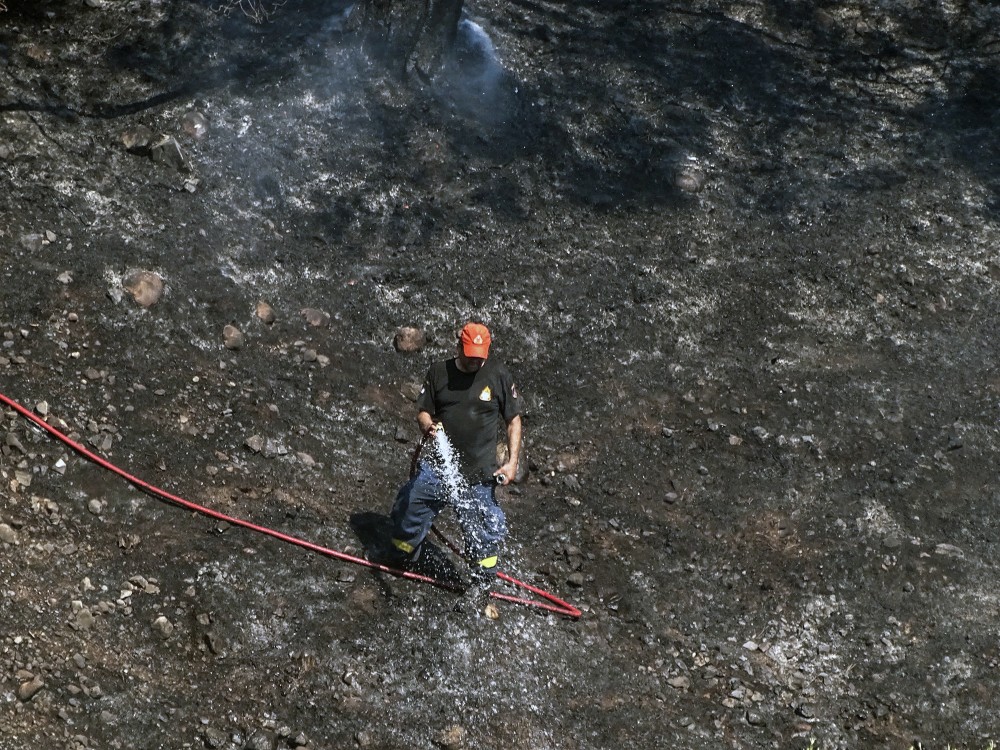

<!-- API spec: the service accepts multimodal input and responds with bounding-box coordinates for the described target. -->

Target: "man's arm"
[496,414,522,485]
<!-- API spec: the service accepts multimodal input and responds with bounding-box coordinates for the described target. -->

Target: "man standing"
[388,321,523,596]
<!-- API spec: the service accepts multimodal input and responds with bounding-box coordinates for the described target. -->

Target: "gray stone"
[19,233,44,252]
[0,523,17,544]
[300,308,330,327]
[152,615,174,639]
[17,675,45,701]
[74,607,95,630]
[222,325,244,350]
[150,135,190,171]
[203,727,227,748]
[934,543,964,558]
[434,725,466,750]
[674,166,706,193]
[121,125,154,153]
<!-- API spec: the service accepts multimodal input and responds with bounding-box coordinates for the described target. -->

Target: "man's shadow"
[349,511,465,586]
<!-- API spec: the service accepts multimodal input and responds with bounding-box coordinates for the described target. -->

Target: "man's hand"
[416,411,439,438]
[494,461,517,486]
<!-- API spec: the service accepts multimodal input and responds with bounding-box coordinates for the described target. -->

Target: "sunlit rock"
[256,300,276,324]
[394,325,425,353]
[123,270,164,308]
[181,110,209,140]
[121,125,154,154]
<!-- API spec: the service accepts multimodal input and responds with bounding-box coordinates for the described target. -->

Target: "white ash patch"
[856,498,906,540]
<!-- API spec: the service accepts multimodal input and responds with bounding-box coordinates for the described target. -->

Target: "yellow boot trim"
[478,556,498,569]
[392,538,415,554]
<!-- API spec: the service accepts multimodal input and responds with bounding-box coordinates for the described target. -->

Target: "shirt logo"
[479,386,492,401]
[511,383,519,399]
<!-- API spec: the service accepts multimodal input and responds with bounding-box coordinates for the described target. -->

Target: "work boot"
[383,539,422,569]
[453,564,495,613]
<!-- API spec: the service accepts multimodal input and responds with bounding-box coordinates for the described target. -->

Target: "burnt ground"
[2,1,1000,748]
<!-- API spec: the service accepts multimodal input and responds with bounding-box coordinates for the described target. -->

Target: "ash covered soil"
[3,1,1000,748]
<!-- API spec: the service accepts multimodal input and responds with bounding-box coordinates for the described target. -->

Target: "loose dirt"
[2,1,1000,748]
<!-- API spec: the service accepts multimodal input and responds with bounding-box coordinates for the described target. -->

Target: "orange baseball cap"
[459,322,491,358]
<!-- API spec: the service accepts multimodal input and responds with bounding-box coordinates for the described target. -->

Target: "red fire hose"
[0,390,581,619]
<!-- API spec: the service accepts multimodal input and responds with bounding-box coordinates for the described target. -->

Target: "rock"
[255,300,276,324]
[796,703,816,719]
[244,435,265,453]
[400,382,422,402]
[222,325,244,350]
[123,270,164,308]
[566,572,584,587]
[394,426,410,442]
[74,607,95,630]
[203,727,227,748]
[0,523,17,544]
[246,732,273,750]
[394,326,426,353]
[19,233,44,252]
[181,110,209,140]
[149,135,190,171]
[934,543,964,558]
[674,165,706,193]
[263,438,287,458]
[25,44,52,63]
[204,631,224,655]
[88,499,103,515]
[152,615,174,639]
[434,725,466,750]
[17,675,45,701]
[300,308,330,327]
[667,675,690,690]
[121,125,154,153]
[57,270,73,284]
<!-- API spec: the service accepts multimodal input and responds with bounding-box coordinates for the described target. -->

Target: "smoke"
[439,18,516,122]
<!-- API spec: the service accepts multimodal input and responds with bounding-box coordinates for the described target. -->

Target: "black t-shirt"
[417,357,522,482]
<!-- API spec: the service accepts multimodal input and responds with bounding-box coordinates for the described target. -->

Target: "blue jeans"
[390,462,506,564]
